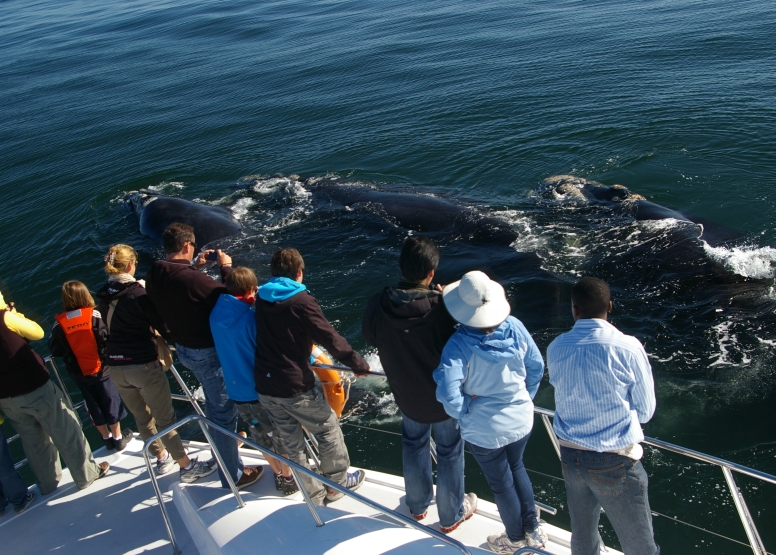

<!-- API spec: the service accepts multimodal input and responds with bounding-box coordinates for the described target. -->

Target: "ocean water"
[1,0,775,552]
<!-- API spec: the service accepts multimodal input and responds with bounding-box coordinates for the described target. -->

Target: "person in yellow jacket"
[0,289,108,496]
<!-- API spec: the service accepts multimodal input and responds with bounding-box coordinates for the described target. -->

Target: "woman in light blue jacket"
[434,271,546,554]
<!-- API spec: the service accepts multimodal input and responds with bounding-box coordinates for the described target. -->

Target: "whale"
[302,178,519,246]
[127,190,241,248]
[541,175,693,222]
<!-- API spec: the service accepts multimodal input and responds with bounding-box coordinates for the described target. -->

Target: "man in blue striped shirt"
[547,277,659,555]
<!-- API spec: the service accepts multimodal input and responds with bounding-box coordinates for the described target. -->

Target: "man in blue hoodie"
[210,267,297,494]
[254,248,370,505]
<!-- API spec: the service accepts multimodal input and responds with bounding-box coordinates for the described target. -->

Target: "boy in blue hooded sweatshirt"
[210,267,297,494]
[254,248,370,505]
[433,271,546,554]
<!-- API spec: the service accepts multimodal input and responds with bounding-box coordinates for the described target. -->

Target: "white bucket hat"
[442,271,511,328]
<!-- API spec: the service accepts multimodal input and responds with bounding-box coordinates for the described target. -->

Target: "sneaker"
[235,466,263,490]
[326,469,366,502]
[180,457,218,484]
[279,475,299,495]
[440,492,477,533]
[97,461,110,479]
[274,472,283,491]
[487,531,528,554]
[14,491,35,514]
[103,437,115,451]
[525,522,549,548]
[412,510,428,521]
[114,429,134,452]
[156,453,176,475]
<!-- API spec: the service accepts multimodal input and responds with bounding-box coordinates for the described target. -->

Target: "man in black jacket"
[145,223,262,490]
[362,236,476,533]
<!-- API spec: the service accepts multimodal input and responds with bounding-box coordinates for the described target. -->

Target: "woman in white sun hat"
[433,271,546,554]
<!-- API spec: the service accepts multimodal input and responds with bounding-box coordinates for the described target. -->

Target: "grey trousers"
[235,401,287,454]
[260,385,349,503]
[108,361,186,461]
[0,380,100,494]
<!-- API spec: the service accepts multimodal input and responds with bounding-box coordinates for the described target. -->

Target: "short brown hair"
[61,281,96,311]
[162,222,195,254]
[225,267,258,296]
[270,248,304,279]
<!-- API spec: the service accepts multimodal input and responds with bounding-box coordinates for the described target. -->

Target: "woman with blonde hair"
[96,244,214,482]
[49,281,131,451]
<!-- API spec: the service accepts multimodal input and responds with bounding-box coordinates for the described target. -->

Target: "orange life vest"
[54,308,102,376]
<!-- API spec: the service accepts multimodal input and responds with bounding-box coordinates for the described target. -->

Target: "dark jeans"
[401,412,465,527]
[176,345,241,487]
[0,425,28,510]
[467,433,538,541]
[560,447,659,555]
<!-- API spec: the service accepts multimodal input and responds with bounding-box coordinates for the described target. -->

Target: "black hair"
[399,235,439,282]
[571,277,611,318]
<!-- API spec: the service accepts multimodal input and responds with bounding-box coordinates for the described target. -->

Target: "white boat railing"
[141,413,475,555]
[9,356,774,555]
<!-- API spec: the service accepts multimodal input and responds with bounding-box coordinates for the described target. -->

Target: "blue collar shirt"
[547,318,656,452]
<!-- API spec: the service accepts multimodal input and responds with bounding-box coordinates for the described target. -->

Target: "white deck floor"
[0,436,621,555]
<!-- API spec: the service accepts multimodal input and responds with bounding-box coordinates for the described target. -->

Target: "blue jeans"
[467,433,538,541]
[176,345,241,487]
[560,447,659,555]
[401,412,464,528]
[0,425,28,511]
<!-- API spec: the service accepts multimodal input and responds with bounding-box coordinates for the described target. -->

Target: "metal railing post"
[168,363,206,417]
[44,356,76,412]
[541,413,561,460]
[142,447,182,555]
[196,419,245,509]
[722,467,766,555]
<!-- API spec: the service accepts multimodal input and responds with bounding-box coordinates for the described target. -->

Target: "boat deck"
[0,436,620,555]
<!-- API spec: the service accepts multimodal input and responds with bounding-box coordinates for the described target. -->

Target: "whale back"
[134,194,241,247]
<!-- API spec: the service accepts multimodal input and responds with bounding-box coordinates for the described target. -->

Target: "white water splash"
[703,242,776,279]
[229,197,256,220]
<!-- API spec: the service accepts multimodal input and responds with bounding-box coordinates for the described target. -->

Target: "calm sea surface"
[2,0,775,552]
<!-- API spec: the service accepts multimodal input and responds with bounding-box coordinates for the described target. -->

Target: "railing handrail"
[141,413,473,555]
[531,405,776,486]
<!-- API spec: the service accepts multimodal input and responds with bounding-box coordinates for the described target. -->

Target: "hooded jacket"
[433,316,544,449]
[210,294,258,402]
[95,280,169,366]
[362,282,457,423]
[254,277,369,398]
[144,260,231,349]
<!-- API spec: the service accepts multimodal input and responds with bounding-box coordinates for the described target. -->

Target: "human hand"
[217,250,232,267]
[194,249,214,269]
[5,301,16,313]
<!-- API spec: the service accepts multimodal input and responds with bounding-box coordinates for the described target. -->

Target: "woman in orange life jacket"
[49,281,132,451]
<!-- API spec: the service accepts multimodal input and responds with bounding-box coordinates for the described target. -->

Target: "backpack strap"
[106,299,119,331]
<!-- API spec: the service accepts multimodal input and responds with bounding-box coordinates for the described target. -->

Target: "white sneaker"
[326,469,366,501]
[526,522,549,548]
[156,453,175,475]
[180,457,218,483]
[440,492,477,533]
[487,531,528,554]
